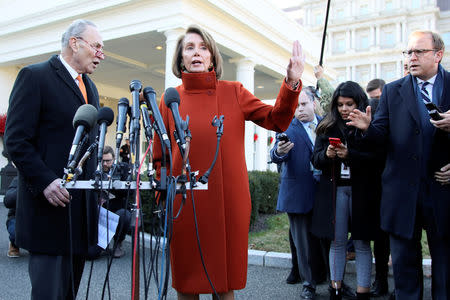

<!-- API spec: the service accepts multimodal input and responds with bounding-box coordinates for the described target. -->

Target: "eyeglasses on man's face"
[76,36,105,58]
[402,49,437,58]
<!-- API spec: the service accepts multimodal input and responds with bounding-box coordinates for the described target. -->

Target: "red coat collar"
[181,70,217,91]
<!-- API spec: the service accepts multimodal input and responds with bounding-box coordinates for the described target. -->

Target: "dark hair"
[103,145,115,159]
[172,25,223,79]
[366,78,386,93]
[316,81,368,135]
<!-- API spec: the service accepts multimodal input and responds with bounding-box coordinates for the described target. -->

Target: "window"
[336,8,345,19]
[334,38,346,53]
[359,4,369,15]
[356,65,370,83]
[385,0,393,11]
[443,32,450,47]
[314,12,324,25]
[381,63,396,82]
[356,30,370,50]
[411,0,421,9]
[381,26,395,47]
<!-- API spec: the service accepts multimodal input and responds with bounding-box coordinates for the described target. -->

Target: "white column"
[163,28,185,90]
[375,25,381,48]
[351,29,356,50]
[328,32,333,55]
[351,65,356,81]
[370,64,376,79]
[396,23,401,46]
[402,21,408,43]
[370,26,375,47]
[231,58,258,170]
[396,60,402,78]
[346,30,351,50]
[346,66,351,80]
[376,63,381,78]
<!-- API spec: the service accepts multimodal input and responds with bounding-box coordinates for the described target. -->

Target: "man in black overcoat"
[349,30,450,300]
[4,19,105,299]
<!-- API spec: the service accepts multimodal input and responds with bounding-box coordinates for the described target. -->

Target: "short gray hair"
[61,19,97,48]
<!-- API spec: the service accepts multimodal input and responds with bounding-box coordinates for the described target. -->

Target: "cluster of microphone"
[63,80,189,185]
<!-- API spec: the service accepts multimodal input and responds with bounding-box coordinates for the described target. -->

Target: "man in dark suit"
[270,88,322,300]
[349,30,450,300]
[5,19,105,299]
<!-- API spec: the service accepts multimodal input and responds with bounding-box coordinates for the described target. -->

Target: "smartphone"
[329,137,342,146]
[277,133,290,143]
[424,102,443,120]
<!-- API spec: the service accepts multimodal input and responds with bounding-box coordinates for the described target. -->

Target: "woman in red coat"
[155,25,305,300]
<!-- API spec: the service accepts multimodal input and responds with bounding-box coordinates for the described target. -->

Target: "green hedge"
[248,170,280,227]
[139,170,280,232]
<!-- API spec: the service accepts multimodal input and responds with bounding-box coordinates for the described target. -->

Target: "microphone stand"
[129,80,142,300]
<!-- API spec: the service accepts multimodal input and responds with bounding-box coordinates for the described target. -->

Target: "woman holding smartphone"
[310,81,383,300]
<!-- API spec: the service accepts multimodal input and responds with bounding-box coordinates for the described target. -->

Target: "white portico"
[0,0,331,170]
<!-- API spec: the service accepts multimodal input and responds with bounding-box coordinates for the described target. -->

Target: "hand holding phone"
[277,133,290,143]
[425,102,443,121]
[329,137,342,147]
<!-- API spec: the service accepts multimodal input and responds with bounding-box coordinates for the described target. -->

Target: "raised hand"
[286,40,305,88]
[347,106,372,131]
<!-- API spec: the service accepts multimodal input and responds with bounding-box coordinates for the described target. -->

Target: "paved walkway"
[0,204,431,299]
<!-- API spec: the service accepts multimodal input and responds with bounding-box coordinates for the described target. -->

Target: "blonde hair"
[172,25,223,79]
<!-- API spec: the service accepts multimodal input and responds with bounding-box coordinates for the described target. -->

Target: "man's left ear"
[435,50,444,63]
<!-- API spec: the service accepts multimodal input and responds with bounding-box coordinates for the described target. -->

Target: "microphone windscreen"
[129,80,142,92]
[73,104,98,130]
[97,107,114,126]
[164,87,180,107]
[118,97,129,106]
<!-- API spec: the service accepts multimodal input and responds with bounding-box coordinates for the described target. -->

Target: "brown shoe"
[346,251,355,261]
[7,242,20,258]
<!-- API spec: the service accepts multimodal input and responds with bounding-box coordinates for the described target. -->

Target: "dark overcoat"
[5,55,99,255]
[310,123,384,241]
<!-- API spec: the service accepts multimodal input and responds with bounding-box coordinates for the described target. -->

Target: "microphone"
[164,87,186,150]
[143,86,170,148]
[68,104,97,166]
[96,107,114,164]
[129,80,142,148]
[139,98,153,140]
[116,97,129,149]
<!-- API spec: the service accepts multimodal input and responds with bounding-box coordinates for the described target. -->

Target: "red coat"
[155,70,299,293]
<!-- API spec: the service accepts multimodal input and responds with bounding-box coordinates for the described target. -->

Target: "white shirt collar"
[59,55,79,81]
[416,73,437,86]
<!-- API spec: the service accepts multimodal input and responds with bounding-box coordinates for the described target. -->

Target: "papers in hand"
[97,206,119,249]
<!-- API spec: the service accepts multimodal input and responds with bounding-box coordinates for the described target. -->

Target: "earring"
[180,62,186,71]
[209,62,214,70]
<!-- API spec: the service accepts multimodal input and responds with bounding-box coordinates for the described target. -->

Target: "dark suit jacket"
[270,117,320,214]
[367,69,450,239]
[5,55,100,255]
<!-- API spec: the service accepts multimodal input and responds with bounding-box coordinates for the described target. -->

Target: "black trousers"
[373,230,390,279]
[29,253,85,300]
[390,202,450,300]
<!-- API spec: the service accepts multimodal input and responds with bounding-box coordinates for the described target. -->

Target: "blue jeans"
[329,186,372,288]
[6,218,16,245]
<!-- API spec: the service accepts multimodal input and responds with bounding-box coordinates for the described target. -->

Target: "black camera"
[424,102,443,121]
[277,133,290,143]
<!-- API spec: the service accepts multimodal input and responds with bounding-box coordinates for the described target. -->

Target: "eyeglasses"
[402,49,437,58]
[102,159,113,163]
[76,36,105,58]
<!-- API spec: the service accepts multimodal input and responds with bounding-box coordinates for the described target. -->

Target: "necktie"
[308,122,316,144]
[76,75,88,104]
[421,81,431,103]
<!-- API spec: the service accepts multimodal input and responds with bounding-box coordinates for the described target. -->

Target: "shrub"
[248,170,280,227]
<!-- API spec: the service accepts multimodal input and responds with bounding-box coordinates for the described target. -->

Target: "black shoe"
[301,286,316,300]
[341,282,357,300]
[328,283,356,300]
[286,268,301,284]
[329,287,342,300]
[388,290,395,300]
[370,278,388,297]
[356,292,370,300]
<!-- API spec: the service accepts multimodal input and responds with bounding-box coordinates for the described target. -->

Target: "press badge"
[340,163,350,179]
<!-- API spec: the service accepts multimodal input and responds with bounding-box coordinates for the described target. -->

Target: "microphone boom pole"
[319,0,331,66]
